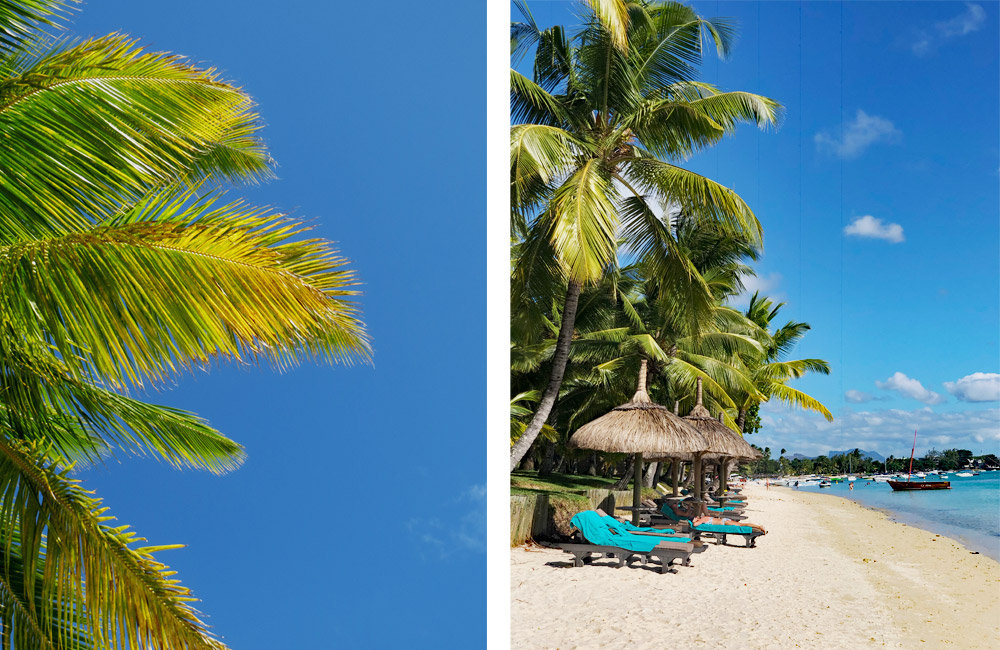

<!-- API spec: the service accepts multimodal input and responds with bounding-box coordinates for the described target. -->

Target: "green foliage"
[741,402,761,434]
[0,2,371,647]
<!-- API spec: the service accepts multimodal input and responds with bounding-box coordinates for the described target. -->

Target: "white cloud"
[845,389,875,403]
[913,3,986,55]
[876,372,945,405]
[815,110,900,159]
[944,373,1000,403]
[408,484,485,556]
[938,3,986,37]
[755,404,1000,458]
[843,215,905,243]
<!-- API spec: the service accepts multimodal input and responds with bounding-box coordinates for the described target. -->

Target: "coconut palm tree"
[0,2,369,648]
[509,0,781,470]
[732,293,831,432]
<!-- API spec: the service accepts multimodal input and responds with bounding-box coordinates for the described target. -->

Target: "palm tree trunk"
[643,461,659,488]
[736,408,747,433]
[612,456,635,491]
[509,281,582,471]
[538,440,557,475]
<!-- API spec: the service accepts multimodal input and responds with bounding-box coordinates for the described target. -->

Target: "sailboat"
[888,430,950,491]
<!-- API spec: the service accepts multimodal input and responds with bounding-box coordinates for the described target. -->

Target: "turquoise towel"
[687,518,753,535]
[616,520,677,535]
[570,511,660,551]
[601,516,689,542]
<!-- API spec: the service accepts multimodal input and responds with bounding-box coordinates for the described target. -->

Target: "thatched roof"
[648,378,759,462]
[568,361,708,456]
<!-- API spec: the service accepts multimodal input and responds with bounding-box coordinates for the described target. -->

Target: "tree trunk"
[555,453,567,474]
[736,408,747,433]
[612,457,635,491]
[631,453,643,526]
[519,455,535,471]
[671,460,681,496]
[585,453,597,476]
[538,440,557,475]
[692,454,704,515]
[643,461,659,488]
[510,281,582,471]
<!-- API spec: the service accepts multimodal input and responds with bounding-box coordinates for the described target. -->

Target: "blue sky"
[69,2,485,648]
[516,1,1000,459]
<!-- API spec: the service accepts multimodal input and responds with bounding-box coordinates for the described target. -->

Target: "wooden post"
[633,452,643,526]
[692,453,703,508]
[671,459,681,496]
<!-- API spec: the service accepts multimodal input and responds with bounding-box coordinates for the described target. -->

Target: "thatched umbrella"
[680,378,759,505]
[568,360,708,525]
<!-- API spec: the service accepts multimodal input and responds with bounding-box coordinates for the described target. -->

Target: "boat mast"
[908,429,917,481]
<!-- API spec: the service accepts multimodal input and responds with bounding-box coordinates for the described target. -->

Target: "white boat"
[939,474,948,479]
[847,476,858,482]
[955,472,973,478]
[872,475,892,482]
[914,472,926,478]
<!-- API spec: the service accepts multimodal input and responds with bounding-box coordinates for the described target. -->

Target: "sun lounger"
[685,516,767,547]
[672,500,747,520]
[560,511,703,574]
[655,500,748,523]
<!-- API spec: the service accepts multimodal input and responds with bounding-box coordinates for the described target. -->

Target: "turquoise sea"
[785,472,1000,561]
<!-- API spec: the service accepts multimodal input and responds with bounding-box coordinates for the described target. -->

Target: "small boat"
[847,476,858,482]
[887,480,950,491]
[955,472,973,478]
[872,475,892,482]
[887,429,950,491]
[914,472,926,478]
[939,474,948,479]
[819,480,832,488]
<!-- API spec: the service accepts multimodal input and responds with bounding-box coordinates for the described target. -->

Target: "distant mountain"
[787,450,886,462]
[827,449,885,462]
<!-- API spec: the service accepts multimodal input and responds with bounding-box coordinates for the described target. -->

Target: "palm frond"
[625,157,762,244]
[0,0,72,59]
[511,69,564,126]
[0,439,228,649]
[766,384,834,421]
[544,159,619,284]
[0,34,272,243]
[584,0,631,51]
[1,189,370,389]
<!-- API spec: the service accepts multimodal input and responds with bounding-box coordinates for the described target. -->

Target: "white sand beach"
[510,483,1000,649]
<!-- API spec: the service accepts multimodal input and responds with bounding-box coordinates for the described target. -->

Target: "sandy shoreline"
[511,483,1000,649]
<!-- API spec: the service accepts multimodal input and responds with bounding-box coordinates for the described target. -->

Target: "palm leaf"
[767,384,834,421]
[0,439,228,649]
[0,34,270,243]
[544,159,619,284]
[1,189,370,390]
[584,0,631,52]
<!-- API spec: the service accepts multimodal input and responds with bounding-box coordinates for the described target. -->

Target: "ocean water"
[782,472,1000,561]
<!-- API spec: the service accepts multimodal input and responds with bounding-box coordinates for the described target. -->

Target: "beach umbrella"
[681,378,758,502]
[568,360,708,525]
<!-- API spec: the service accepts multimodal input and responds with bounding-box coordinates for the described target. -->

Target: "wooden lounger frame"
[559,543,694,574]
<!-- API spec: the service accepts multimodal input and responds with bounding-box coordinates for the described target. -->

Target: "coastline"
[511,483,1000,649]
[774,483,1000,563]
